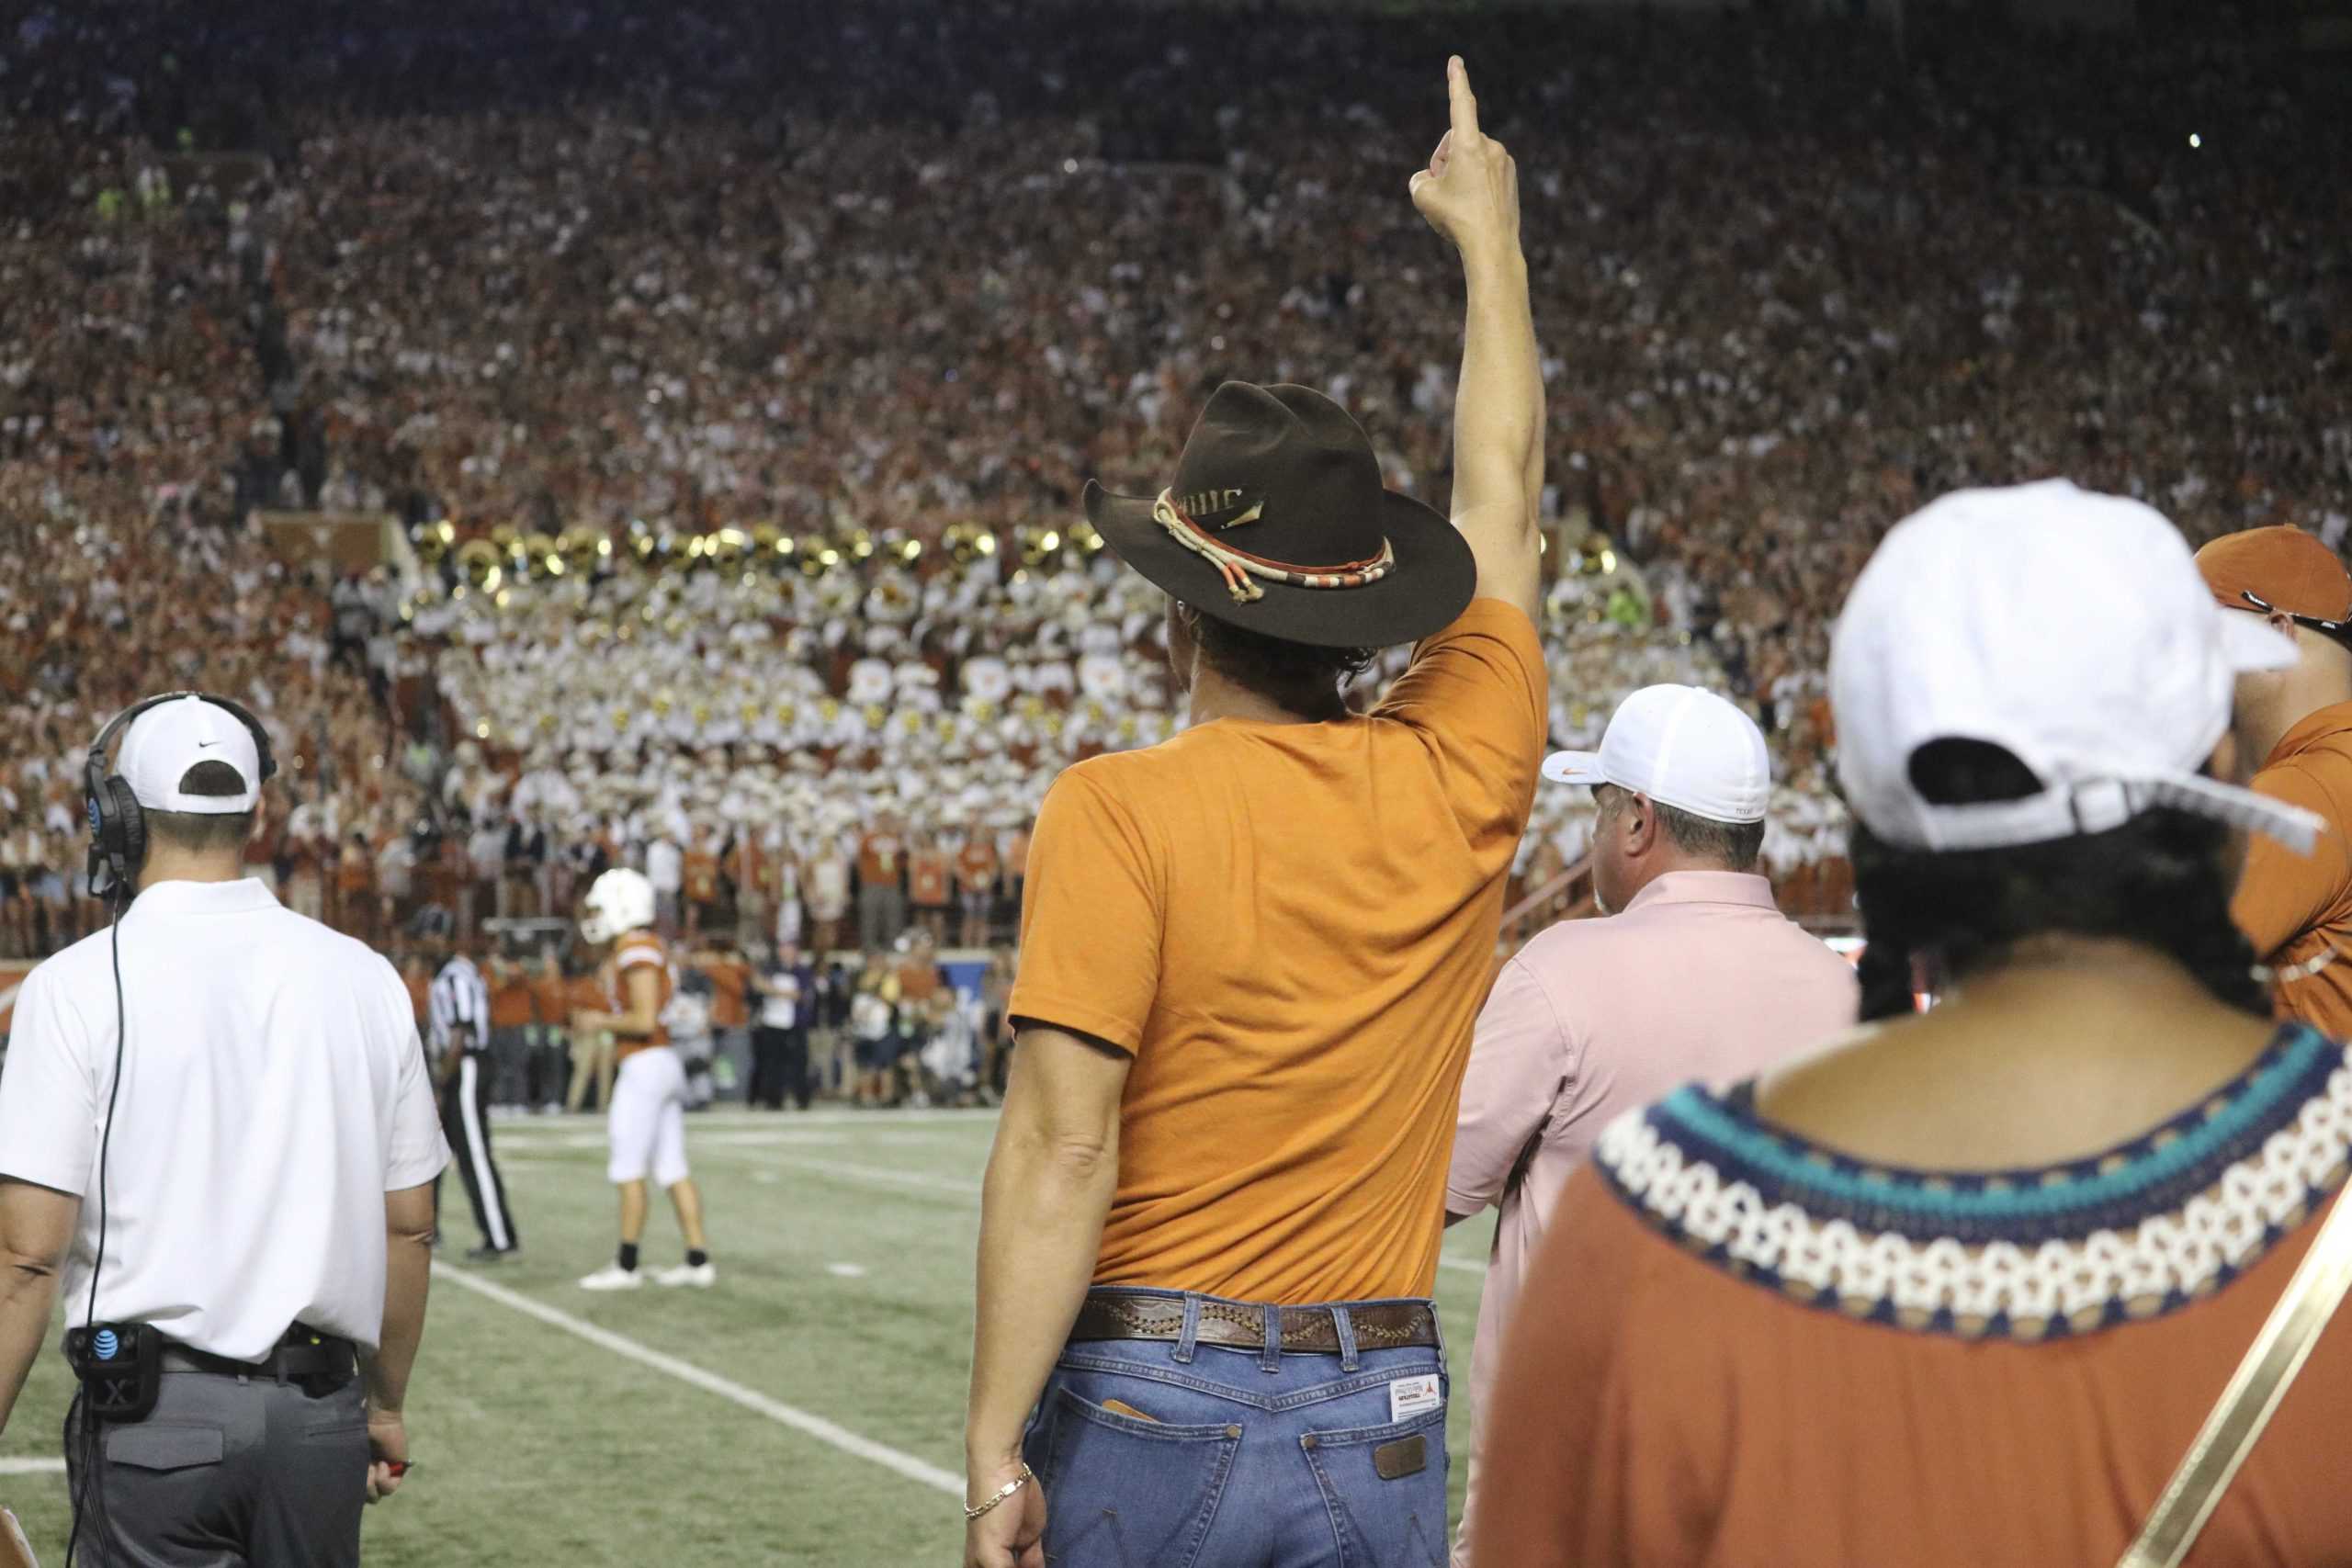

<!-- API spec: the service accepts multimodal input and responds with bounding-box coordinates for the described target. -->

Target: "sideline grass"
[0,1110,1496,1564]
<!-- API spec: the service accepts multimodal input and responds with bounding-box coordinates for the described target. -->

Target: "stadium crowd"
[1,6,2349,1564]
[5,0,2345,983]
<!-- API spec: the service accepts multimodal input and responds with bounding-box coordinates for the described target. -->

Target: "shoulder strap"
[2118,1183,2352,1568]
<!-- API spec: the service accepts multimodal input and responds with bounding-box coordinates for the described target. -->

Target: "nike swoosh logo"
[196,739,220,749]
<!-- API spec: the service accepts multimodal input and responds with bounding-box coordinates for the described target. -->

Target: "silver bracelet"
[964,1464,1035,1521]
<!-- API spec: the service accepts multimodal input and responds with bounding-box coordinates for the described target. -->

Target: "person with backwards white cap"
[1444,682,1859,1566]
[0,693,448,1562]
[1475,481,2352,1568]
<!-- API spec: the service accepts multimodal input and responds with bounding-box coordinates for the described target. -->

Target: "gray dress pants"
[64,1368,368,1566]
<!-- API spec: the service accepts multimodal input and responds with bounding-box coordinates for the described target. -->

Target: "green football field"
[0,1108,1498,1565]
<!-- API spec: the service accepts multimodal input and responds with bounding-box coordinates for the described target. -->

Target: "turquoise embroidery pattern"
[1593,1026,2352,1340]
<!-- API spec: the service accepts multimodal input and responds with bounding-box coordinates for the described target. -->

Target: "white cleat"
[651,1261,718,1289]
[578,1264,645,1292]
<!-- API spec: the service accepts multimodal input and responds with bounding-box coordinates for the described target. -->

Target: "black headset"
[83,692,278,900]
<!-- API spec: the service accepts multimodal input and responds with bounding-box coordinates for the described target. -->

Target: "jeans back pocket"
[1031,1385,1242,1568]
[1301,1404,1450,1568]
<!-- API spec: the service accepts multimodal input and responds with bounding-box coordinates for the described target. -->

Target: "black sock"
[617,1243,639,1272]
[685,1248,709,1269]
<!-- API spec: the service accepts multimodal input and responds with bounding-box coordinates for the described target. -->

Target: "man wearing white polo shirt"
[1445,683,1859,1565]
[0,692,447,1564]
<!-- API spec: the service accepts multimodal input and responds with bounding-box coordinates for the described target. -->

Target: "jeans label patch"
[1387,1374,1442,1423]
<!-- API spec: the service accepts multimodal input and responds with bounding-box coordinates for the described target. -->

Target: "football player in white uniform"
[571,868,718,1290]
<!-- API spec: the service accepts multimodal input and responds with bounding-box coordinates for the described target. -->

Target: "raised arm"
[1411,56,1543,623]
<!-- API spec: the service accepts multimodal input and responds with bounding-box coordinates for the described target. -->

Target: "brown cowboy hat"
[1082,382,1476,649]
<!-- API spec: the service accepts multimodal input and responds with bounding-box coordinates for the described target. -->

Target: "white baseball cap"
[1542,684,1771,824]
[119,695,264,815]
[1831,479,2321,854]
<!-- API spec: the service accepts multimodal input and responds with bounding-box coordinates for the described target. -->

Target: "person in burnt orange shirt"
[561,961,613,1116]
[697,942,752,1098]
[907,835,952,944]
[955,830,1000,950]
[965,59,1546,1568]
[481,953,535,1107]
[527,952,572,1112]
[2199,525,2352,1038]
[855,814,907,952]
[681,824,722,941]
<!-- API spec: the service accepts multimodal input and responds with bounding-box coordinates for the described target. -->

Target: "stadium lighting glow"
[1041,530,1060,551]
[2188,133,2201,148]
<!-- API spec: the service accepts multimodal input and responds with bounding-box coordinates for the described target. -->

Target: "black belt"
[1071,1291,1439,1354]
[160,1325,356,1387]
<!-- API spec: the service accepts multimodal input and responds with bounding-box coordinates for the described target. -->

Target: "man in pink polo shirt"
[1445,683,1858,1564]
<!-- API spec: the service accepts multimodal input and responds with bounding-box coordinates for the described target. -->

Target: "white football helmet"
[580,866,657,943]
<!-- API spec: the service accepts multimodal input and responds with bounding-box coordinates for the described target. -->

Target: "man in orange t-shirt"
[526,953,572,1111]
[907,836,952,943]
[682,825,722,941]
[486,955,536,1107]
[955,832,1001,950]
[964,59,1545,1568]
[855,816,906,953]
[2198,525,2352,1038]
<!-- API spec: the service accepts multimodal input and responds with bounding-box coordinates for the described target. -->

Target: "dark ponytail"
[1851,740,2267,1021]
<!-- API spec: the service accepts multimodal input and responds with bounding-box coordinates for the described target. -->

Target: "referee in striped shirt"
[418,908,520,1261]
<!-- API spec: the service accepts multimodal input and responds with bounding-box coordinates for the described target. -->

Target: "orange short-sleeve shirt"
[1010,599,1545,1303]
[2233,704,2352,1037]
[488,970,535,1030]
[909,851,951,908]
[703,954,751,1030]
[531,970,571,1028]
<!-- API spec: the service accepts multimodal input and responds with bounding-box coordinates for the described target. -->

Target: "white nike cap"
[1831,479,2320,854]
[1542,684,1771,824]
[119,695,263,815]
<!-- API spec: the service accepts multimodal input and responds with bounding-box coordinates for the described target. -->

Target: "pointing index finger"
[1448,55,1480,144]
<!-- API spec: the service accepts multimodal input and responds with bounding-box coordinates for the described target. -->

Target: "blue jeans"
[1024,1289,1450,1568]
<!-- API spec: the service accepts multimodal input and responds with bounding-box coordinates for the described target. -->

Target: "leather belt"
[1071,1291,1439,1354]
[161,1326,356,1386]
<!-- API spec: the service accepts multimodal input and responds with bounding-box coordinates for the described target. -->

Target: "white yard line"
[494,1109,996,1137]
[430,1263,961,1497]
[758,1156,986,1197]
[0,1457,64,1475]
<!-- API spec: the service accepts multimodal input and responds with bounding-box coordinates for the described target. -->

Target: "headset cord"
[64,893,130,1567]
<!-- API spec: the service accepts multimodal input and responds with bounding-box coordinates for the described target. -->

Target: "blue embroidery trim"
[1642,1025,2333,1245]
